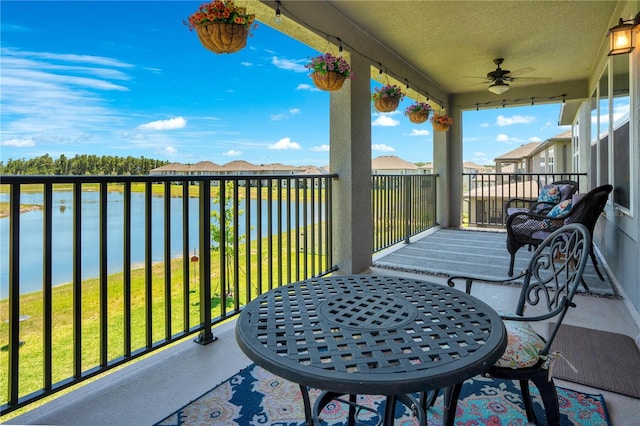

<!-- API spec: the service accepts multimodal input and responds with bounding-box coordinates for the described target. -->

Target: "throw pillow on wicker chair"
[541,199,572,230]
[537,184,561,204]
[495,320,546,368]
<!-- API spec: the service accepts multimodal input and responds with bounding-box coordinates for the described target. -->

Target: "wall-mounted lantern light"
[608,12,640,56]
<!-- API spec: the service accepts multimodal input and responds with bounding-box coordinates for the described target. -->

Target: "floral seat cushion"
[495,320,546,368]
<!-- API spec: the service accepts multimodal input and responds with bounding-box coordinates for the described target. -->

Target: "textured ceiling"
[253,0,624,108]
[328,1,616,93]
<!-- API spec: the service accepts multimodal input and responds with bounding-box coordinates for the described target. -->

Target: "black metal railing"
[372,174,438,252]
[0,174,336,415]
[462,172,588,227]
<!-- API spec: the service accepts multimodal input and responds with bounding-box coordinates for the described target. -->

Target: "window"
[598,66,609,187]
[612,54,630,210]
[589,89,598,189]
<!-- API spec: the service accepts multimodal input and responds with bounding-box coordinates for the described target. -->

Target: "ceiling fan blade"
[511,76,552,82]
[507,67,536,77]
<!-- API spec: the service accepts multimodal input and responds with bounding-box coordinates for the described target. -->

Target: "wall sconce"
[608,12,640,56]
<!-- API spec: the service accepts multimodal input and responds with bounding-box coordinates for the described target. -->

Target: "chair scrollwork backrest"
[513,223,591,354]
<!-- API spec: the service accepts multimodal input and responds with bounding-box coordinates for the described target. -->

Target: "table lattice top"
[236,275,506,395]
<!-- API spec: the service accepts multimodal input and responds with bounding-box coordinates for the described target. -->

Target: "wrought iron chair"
[505,184,612,282]
[424,223,591,426]
[504,180,579,218]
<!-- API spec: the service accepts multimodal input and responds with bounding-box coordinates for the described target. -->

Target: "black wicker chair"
[505,184,612,282]
[504,180,579,218]
[424,223,591,426]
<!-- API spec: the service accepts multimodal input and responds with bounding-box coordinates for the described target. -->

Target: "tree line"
[0,154,169,176]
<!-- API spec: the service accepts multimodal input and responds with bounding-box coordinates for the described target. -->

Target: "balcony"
[1,173,639,424]
[4,270,639,425]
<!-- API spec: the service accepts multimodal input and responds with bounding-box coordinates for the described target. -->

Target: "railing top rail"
[463,172,587,176]
[0,174,338,184]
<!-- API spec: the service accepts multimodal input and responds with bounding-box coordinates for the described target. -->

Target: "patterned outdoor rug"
[155,363,610,426]
[374,228,617,297]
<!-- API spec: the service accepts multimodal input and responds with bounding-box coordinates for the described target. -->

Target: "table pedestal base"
[305,388,426,426]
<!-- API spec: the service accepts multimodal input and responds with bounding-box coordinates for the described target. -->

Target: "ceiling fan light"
[488,82,510,95]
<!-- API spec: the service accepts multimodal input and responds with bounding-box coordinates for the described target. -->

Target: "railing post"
[404,176,411,244]
[7,184,21,406]
[195,179,216,345]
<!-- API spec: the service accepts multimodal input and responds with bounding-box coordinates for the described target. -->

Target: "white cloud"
[496,114,536,126]
[137,117,186,131]
[269,137,301,150]
[496,133,525,143]
[372,115,400,127]
[372,144,395,152]
[310,144,330,152]
[164,146,177,154]
[408,129,430,136]
[240,61,253,67]
[480,122,490,127]
[223,150,242,156]
[296,83,319,91]
[2,137,36,147]
[0,47,136,146]
[529,136,542,142]
[271,56,307,73]
[270,108,300,121]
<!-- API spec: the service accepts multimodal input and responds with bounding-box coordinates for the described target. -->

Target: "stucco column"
[434,104,462,228]
[330,51,373,274]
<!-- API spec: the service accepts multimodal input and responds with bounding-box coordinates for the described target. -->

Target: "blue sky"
[0,1,571,167]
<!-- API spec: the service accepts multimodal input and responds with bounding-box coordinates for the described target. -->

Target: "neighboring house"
[465,131,573,224]
[463,161,496,193]
[463,161,493,174]
[418,162,433,174]
[464,181,540,225]
[371,155,420,174]
[151,156,427,177]
[528,130,573,174]
[494,142,542,173]
[148,162,193,176]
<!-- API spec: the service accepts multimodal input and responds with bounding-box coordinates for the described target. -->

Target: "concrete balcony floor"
[5,268,640,425]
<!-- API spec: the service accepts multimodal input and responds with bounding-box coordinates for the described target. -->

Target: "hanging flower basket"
[431,113,453,132]
[305,53,353,91]
[373,97,400,113]
[372,84,404,113]
[195,22,248,54]
[404,102,433,124]
[407,111,430,123]
[185,0,257,54]
[311,71,347,91]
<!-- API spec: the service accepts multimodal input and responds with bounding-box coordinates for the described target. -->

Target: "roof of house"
[548,130,572,141]
[372,155,418,170]
[192,161,221,171]
[494,142,542,161]
[151,162,192,172]
[220,160,257,171]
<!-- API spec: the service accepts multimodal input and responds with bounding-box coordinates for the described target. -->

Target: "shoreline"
[0,204,41,219]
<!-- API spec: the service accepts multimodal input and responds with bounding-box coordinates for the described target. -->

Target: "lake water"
[0,190,320,297]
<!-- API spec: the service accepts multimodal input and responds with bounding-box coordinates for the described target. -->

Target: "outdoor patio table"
[235,275,507,426]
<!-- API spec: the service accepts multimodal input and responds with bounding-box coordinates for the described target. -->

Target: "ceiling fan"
[471,58,551,95]
[485,58,512,94]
